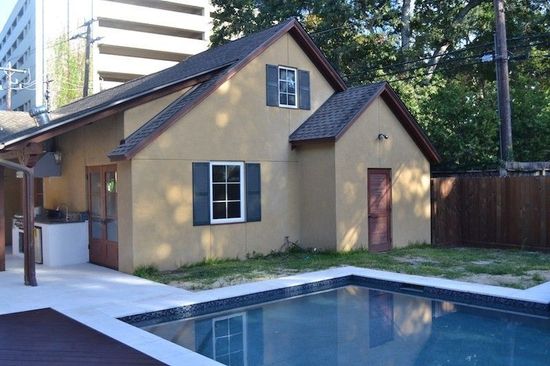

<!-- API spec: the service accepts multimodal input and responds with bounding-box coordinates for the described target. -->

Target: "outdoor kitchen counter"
[12,220,89,267]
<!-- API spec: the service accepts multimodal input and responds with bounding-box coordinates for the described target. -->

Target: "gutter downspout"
[0,159,36,286]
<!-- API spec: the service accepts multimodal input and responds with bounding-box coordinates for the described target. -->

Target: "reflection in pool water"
[143,286,550,365]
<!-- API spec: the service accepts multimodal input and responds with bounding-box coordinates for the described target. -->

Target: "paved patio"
[0,252,218,365]
[2,249,550,365]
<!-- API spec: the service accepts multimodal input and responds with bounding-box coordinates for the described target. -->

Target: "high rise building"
[0,0,212,111]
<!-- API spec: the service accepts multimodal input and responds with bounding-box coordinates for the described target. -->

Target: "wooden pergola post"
[0,159,36,286]
[22,171,36,286]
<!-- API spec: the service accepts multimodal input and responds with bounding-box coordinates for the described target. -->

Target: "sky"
[0,0,19,33]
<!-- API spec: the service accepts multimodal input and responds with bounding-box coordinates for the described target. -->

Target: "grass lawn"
[134,244,550,291]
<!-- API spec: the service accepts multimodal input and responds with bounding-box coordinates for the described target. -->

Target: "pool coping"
[60,266,550,365]
[121,267,550,328]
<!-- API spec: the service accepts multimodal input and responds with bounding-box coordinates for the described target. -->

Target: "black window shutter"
[246,163,261,222]
[192,162,210,226]
[266,64,278,106]
[298,70,310,110]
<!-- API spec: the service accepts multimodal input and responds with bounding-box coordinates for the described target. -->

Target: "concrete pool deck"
[2,251,550,365]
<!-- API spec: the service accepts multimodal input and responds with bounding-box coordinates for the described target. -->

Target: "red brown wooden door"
[87,165,118,269]
[368,169,392,252]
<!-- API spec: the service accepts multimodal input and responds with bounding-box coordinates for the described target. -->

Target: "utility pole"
[70,19,100,98]
[43,75,54,111]
[493,0,513,170]
[83,20,92,97]
[1,62,28,111]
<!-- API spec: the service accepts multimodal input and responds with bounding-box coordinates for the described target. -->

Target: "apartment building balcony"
[95,0,211,41]
[96,54,176,81]
[95,28,208,61]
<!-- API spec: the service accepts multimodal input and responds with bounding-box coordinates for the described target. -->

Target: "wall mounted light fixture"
[53,151,62,164]
[377,133,389,140]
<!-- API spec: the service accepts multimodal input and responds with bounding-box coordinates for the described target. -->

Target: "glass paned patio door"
[87,165,118,269]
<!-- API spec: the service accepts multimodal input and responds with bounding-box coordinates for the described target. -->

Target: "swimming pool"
[123,276,550,365]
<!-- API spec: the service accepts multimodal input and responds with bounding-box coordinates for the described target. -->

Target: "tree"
[50,34,87,109]
[210,0,550,170]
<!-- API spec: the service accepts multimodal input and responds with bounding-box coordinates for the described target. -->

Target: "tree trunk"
[425,0,487,79]
[401,0,414,50]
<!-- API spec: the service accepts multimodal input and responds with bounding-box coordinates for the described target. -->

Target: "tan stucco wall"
[123,88,191,137]
[117,160,133,273]
[334,96,431,251]
[129,33,335,270]
[297,143,336,250]
[43,114,124,212]
[129,160,301,269]
[39,90,186,272]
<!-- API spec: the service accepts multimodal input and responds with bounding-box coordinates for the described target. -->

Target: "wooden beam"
[22,172,36,286]
[0,167,4,272]
[0,159,36,285]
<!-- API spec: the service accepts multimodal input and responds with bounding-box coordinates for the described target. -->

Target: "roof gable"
[289,83,385,142]
[108,19,346,160]
[290,83,441,164]
[0,18,346,155]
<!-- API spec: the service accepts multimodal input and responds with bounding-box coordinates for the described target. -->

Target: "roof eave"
[113,18,344,161]
[289,136,336,146]
[378,85,442,164]
[294,82,441,164]
[287,20,346,92]
[0,63,232,152]
[333,83,386,141]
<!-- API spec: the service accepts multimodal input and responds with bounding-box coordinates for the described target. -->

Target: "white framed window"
[210,162,246,224]
[278,66,297,108]
[213,313,247,366]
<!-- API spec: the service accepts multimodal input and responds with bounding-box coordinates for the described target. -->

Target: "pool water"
[143,286,550,365]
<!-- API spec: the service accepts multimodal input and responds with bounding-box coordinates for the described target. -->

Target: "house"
[0,18,440,273]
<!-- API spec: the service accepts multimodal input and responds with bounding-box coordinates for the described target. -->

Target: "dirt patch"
[169,267,550,291]
[458,270,550,289]
[470,260,496,265]
[169,269,302,291]
[393,256,438,265]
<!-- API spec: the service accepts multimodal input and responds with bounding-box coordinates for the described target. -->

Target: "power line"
[383,52,549,84]
[0,62,28,110]
[342,38,549,80]
[341,33,550,77]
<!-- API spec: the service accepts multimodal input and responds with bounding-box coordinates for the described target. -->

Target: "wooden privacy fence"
[431,176,550,250]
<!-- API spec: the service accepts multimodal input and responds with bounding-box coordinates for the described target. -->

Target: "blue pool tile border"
[120,275,550,327]
[351,276,550,316]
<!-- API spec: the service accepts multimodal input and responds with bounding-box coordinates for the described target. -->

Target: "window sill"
[210,218,246,225]
[277,104,298,109]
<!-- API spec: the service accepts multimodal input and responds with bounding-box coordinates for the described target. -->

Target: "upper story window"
[278,66,297,108]
[266,64,310,110]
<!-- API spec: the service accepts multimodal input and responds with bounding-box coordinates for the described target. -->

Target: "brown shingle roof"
[289,83,386,142]
[108,18,346,160]
[1,18,324,149]
[0,111,36,141]
[290,82,441,163]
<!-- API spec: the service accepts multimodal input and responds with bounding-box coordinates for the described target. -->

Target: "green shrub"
[134,265,161,279]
